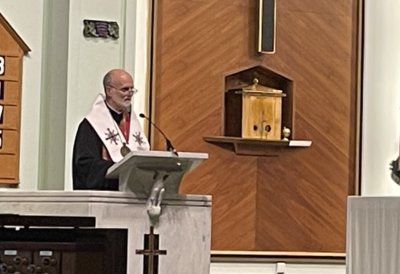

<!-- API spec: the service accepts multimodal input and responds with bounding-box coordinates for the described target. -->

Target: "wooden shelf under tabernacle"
[203,136,311,156]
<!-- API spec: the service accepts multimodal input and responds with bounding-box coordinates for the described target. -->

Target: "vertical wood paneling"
[153,0,360,252]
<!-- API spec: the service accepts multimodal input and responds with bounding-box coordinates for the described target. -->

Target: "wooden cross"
[136,226,167,274]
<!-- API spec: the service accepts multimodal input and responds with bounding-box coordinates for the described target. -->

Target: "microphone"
[139,113,178,156]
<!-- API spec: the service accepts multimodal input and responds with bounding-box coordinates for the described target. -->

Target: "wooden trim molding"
[203,136,311,156]
[353,0,364,195]
[0,13,31,53]
[211,251,346,264]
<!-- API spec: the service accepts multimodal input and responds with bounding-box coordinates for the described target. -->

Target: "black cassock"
[72,108,122,190]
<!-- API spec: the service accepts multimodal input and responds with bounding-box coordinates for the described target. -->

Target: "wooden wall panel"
[0,24,22,56]
[0,14,28,185]
[1,81,20,103]
[153,0,360,253]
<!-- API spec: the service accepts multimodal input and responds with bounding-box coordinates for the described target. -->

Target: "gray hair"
[103,71,113,91]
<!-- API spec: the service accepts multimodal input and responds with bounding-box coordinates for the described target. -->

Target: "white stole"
[86,94,150,162]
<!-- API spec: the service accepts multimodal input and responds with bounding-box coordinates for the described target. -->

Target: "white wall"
[37,0,70,190]
[361,0,400,195]
[0,0,45,191]
[63,0,152,190]
[0,0,151,190]
[63,0,125,190]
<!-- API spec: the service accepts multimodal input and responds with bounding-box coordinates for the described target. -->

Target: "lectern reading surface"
[106,150,208,195]
[106,150,209,221]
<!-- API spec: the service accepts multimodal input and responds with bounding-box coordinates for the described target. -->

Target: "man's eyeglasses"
[108,85,138,95]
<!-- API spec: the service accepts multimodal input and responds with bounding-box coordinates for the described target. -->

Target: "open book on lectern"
[106,150,208,195]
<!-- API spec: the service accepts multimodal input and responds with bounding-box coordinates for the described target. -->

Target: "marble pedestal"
[0,191,212,274]
[346,196,400,274]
